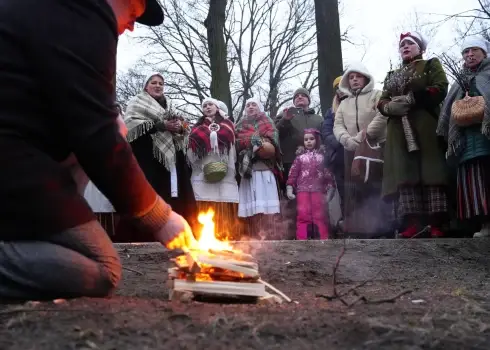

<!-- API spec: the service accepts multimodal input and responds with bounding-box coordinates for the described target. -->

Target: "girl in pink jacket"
[286,129,335,240]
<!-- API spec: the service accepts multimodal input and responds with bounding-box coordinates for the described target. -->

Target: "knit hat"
[143,72,164,89]
[399,31,428,52]
[244,97,264,114]
[293,87,310,104]
[333,76,342,89]
[217,100,228,115]
[461,36,490,54]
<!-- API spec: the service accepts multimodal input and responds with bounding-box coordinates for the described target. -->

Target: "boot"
[399,224,418,238]
[474,223,490,238]
[430,226,444,238]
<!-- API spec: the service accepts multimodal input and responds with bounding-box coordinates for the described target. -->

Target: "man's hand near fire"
[156,211,198,252]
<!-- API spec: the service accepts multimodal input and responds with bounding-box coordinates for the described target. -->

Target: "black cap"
[136,0,164,26]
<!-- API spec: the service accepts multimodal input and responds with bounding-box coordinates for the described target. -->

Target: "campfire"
[167,209,290,303]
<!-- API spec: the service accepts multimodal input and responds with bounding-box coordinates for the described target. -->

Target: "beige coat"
[333,62,387,151]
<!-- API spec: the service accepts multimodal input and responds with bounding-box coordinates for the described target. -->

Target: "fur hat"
[293,87,311,104]
[143,72,164,89]
[399,31,428,52]
[462,36,490,54]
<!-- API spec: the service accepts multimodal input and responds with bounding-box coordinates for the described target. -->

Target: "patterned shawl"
[188,116,235,162]
[235,112,282,179]
[123,92,188,171]
[437,59,490,158]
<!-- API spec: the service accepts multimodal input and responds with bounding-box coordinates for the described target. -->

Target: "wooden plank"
[172,279,266,297]
[207,249,256,262]
[186,253,259,278]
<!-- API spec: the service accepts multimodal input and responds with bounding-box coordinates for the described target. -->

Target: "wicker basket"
[203,161,228,183]
[451,92,485,126]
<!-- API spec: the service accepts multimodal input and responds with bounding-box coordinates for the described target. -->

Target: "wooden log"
[172,279,266,297]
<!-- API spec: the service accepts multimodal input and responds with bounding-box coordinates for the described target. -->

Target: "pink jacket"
[287,146,334,193]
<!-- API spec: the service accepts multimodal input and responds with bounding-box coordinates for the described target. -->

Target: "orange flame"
[195,208,232,251]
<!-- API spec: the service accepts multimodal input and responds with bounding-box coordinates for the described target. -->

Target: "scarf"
[436,59,490,157]
[235,112,282,179]
[188,116,235,162]
[123,91,188,171]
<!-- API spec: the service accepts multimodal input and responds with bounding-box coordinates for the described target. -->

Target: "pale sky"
[116,0,479,91]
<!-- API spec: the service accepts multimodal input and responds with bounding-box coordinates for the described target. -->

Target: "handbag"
[451,91,485,126]
[351,130,384,183]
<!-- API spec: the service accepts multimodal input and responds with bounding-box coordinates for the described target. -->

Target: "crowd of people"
[0,0,487,302]
[83,32,490,241]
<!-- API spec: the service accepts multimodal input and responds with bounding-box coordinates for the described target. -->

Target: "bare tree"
[315,0,343,116]
[127,0,349,119]
[205,0,233,111]
[116,68,147,110]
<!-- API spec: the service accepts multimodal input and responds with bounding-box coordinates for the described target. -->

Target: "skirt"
[238,170,280,218]
[196,201,244,241]
[457,157,490,220]
[396,185,448,218]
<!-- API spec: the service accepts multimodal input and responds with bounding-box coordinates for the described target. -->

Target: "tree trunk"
[314,0,343,116]
[204,0,232,114]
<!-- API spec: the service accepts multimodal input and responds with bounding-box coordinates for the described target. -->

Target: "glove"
[383,101,411,117]
[391,91,415,105]
[326,186,336,202]
[344,137,360,152]
[286,185,296,200]
[154,211,198,252]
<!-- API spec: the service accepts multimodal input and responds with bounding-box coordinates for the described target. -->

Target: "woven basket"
[451,92,485,126]
[203,161,228,183]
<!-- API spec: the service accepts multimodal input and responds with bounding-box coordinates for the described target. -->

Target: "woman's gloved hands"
[344,137,360,152]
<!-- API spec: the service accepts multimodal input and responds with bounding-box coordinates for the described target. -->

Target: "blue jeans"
[0,221,121,300]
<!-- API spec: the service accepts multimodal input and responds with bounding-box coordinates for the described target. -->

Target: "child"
[286,129,335,240]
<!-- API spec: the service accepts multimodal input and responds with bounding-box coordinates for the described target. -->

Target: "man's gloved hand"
[383,101,411,117]
[286,185,296,200]
[154,211,198,252]
[344,137,360,152]
[353,130,365,143]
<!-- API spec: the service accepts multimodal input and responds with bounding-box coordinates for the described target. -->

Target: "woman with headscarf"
[235,98,283,238]
[378,31,449,238]
[437,36,490,238]
[187,97,241,240]
[333,62,389,237]
[119,73,197,240]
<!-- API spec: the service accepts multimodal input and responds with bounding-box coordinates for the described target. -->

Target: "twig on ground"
[348,289,412,307]
[123,266,144,275]
[317,226,430,305]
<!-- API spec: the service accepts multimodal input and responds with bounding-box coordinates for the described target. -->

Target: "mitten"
[286,185,296,200]
[382,101,411,116]
[344,137,359,152]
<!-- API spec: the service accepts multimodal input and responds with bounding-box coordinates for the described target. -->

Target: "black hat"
[136,0,164,26]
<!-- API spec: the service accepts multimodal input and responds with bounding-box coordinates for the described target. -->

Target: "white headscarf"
[143,72,164,89]
[461,36,490,54]
[217,100,228,115]
[244,97,264,113]
[399,31,428,52]
[202,97,227,118]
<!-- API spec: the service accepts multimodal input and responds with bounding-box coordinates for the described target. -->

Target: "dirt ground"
[0,239,489,350]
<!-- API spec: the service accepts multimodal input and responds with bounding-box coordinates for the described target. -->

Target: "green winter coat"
[378,57,449,199]
[275,108,323,164]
